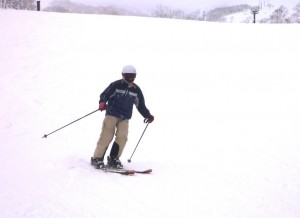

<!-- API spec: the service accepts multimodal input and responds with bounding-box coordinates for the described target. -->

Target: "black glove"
[145,114,154,123]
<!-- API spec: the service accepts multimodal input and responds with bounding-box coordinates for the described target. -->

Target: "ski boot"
[91,157,106,170]
[107,156,124,169]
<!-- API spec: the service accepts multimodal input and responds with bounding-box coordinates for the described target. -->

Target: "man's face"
[122,73,136,83]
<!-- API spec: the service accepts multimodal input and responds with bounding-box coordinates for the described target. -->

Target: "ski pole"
[42,109,99,138]
[127,120,150,163]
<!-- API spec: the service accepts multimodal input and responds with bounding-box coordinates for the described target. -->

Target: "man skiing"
[91,65,154,170]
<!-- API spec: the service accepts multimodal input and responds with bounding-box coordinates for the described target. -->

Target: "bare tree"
[291,2,300,23]
[1,0,7,8]
[270,6,289,23]
[152,4,172,18]
[152,5,180,19]
[171,9,186,19]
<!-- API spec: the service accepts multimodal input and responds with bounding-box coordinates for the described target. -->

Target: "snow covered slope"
[0,9,300,218]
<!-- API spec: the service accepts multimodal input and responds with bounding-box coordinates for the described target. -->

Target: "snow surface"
[1,9,300,218]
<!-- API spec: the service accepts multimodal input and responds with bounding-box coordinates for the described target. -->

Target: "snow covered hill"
[1,9,300,218]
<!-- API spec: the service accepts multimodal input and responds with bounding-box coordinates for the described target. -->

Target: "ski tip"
[134,169,152,174]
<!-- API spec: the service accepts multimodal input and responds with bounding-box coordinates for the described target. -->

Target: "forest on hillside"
[1,0,300,23]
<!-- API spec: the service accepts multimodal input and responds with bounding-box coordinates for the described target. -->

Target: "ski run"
[1,9,300,218]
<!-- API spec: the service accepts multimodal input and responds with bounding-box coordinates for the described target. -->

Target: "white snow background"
[1,9,300,218]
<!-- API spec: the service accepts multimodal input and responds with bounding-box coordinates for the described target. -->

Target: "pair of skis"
[104,168,152,175]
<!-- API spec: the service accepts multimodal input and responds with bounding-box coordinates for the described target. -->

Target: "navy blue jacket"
[100,79,150,120]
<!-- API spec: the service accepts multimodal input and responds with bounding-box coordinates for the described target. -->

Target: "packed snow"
[0,9,300,218]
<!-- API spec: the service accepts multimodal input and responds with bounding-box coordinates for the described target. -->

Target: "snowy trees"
[291,3,300,23]
[152,5,204,20]
[1,0,35,10]
[257,4,299,23]
[269,6,289,23]
[151,4,300,23]
[2,1,300,23]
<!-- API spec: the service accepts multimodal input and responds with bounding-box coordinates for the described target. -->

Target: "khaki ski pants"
[93,115,129,159]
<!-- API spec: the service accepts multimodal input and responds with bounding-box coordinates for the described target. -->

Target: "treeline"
[1,0,35,9]
[266,5,300,23]
[151,3,300,23]
[1,0,300,23]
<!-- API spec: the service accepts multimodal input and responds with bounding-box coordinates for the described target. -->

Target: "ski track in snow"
[0,9,300,218]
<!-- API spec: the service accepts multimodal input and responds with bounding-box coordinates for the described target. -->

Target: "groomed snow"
[0,9,300,218]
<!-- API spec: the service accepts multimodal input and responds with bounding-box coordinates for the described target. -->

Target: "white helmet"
[122,65,136,74]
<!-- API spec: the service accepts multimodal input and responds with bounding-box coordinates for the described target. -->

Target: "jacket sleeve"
[135,87,151,118]
[99,81,117,103]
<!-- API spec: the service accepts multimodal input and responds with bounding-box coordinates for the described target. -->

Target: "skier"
[91,65,154,169]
